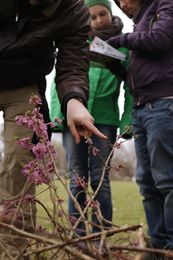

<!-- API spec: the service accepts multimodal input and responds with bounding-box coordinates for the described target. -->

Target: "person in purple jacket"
[108,0,173,259]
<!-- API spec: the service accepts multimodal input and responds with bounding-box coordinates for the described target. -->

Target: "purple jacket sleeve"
[120,0,173,54]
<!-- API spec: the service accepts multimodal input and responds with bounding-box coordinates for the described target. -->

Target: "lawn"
[34,181,147,258]
[111,181,145,227]
[36,180,146,230]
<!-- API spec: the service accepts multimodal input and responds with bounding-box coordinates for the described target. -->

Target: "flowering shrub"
[0,94,171,259]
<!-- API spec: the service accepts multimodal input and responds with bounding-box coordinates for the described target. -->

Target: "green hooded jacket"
[50,46,133,134]
[50,16,133,135]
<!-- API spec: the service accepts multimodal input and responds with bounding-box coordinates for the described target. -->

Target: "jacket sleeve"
[54,0,90,115]
[120,81,133,137]
[118,0,173,54]
[119,49,134,136]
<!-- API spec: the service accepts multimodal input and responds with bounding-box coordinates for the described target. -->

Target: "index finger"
[82,121,107,140]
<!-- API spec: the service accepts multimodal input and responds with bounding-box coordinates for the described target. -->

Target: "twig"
[110,245,173,258]
[137,226,146,248]
[0,240,14,260]
[71,141,116,237]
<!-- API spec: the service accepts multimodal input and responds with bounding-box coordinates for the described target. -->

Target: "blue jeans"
[132,99,173,249]
[63,124,116,236]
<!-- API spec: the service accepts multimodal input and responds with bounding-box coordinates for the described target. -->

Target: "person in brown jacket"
[0,0,106,258]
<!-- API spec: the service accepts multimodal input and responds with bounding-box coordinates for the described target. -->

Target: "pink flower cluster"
[85,137,100,156]
[0,195,35,222]
[15,94,56,185]
[29,94,42,106]
[113,164,124,172]
[21,160,54,185]
[16,108,48,141]
[0,200,18,218]
[74,173,88,189]
[85,199,100,211]
[91,146,100,156]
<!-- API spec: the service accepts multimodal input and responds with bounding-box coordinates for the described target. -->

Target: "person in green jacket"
[50,0,133,236]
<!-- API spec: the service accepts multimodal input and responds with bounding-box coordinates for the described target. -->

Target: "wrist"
[61,93,87,117]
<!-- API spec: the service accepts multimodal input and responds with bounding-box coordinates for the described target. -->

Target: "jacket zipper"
[129,58,141,106]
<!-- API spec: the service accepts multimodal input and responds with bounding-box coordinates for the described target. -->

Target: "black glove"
[107,36,121,49]
[106,59,127,81]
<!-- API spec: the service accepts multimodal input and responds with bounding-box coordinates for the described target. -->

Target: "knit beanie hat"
[85,0,112,14]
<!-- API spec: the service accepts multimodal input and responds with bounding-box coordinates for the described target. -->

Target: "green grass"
[35,181,146,259]
[111,181,145,227]
[36,180,146,230]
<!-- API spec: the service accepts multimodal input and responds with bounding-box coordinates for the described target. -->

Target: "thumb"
[68,123,81,144]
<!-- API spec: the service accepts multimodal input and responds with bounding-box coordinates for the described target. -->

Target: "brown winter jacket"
[0,0,90,112]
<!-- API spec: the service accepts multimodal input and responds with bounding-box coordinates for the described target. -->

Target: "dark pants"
[63,124,116,236]
[133,99,173,249]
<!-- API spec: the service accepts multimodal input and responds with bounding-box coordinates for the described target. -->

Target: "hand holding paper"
[90,36,126,62]
[107,36,121,49]
[90,37,127,80]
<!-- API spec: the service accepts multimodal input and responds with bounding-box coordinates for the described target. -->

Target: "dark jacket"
[115,0,173,105]
[0,0,90,111]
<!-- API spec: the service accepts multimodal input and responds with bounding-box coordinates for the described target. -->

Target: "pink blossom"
[57,198,64,205]
[57,210,63,217]
[48,122,56,128]
[16,115,34,129]
[16,95,57,185]
[114,142,121,149]
[21,194,35,204]
[68,215,77,225]
[92,146,100,156]
[36,225,47,233]
[46,160,55,173]
[16,137,33,150]
[47,141,56,159]
[27,118,36,130]
[21,160,53,185]
[85,199,100,210]
[32,143,47,159]
[113,164,124,172]
[29,94,42,106]
[16,108,49,141]
[85,137,93,145]
[90,200,100,211]
[34,122,48,141]
[0,200,19,219]
[54,117,63,126]
[74,174,88,189]
[16,115,36,133]
[32,107,43,120]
